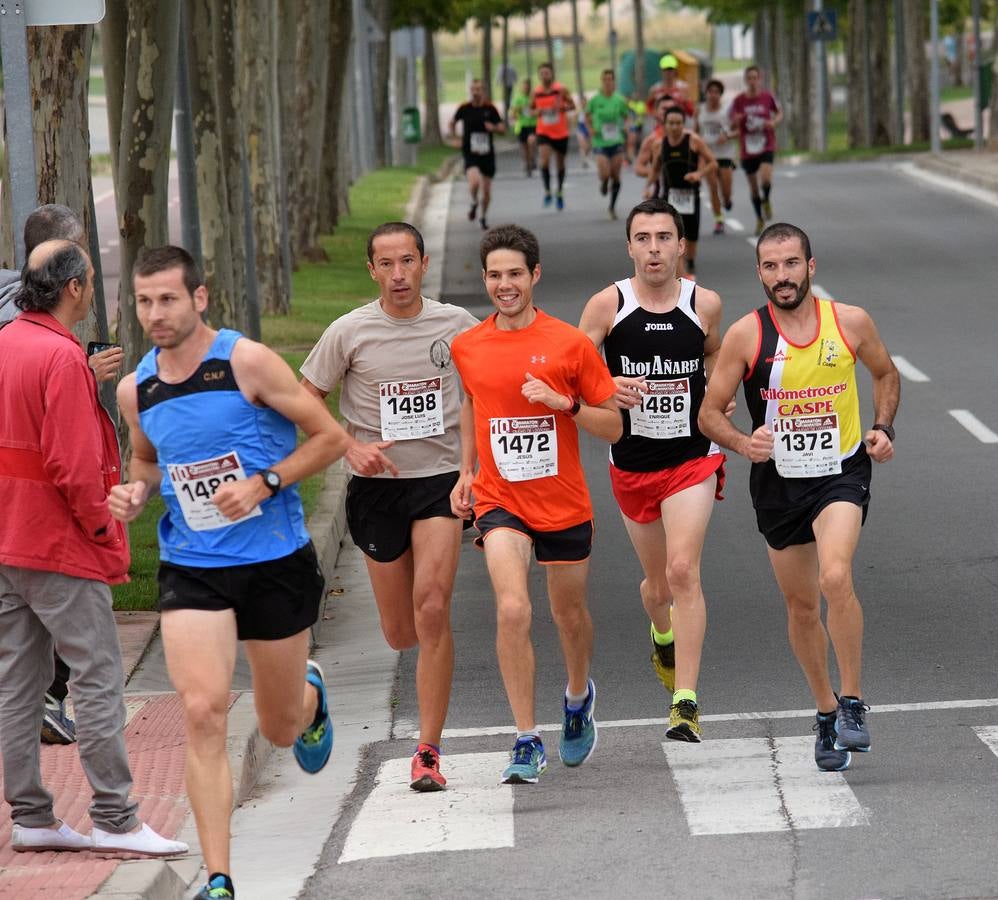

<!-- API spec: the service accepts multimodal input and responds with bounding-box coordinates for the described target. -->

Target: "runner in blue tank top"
[109,246,352,900]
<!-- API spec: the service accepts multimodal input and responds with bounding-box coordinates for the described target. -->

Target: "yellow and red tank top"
[743,298,864,499]
[533,82,570,139]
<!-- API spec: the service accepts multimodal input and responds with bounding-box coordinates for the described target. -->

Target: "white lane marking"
[339,752,513,862]
[417,697,998,740]
[725,217,745,233]
[894,161,998,210]
[891,355,931,383]
[782,170,799,179]
[973,725,998,757]
[745,236,757,248]
[94,188,116,205]
[663,736,867,836]
[949,409,998,443]
[108,239,119,248]
[812,283,834,300]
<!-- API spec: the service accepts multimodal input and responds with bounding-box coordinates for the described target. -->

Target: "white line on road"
[812,283,834,300]
[782,171,799,179]
[973,725,998,757]
[339,752,513,863]
[725,217,745,233]
[891,355,931,383]
[663,736,868,835]
[745,236,757,248]
[413,697,998,740]
[894,161,998,210]
[94,188,116,206]
[949,409,998,443]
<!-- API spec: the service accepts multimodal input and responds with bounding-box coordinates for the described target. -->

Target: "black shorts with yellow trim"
[473,507,593,563]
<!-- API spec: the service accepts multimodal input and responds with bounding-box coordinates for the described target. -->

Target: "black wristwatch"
[872,423,895,443]
[260,469,282,496]
[565,397,581,417]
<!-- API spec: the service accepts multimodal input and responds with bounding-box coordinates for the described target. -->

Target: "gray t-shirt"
[301,297,478,478]
[0,270,20,324]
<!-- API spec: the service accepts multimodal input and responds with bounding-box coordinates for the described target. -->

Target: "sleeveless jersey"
[602,278,713,471]
[658,132,700,215]
[533,82,570,139]
[136,329,309,567]
[742,299,864,506]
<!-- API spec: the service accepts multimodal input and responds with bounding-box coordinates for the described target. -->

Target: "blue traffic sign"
[806,9,838,42]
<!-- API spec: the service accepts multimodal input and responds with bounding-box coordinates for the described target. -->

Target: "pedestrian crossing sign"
[806,10,838,42]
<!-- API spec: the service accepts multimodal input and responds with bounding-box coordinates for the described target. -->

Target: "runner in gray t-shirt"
[301,222,477,793]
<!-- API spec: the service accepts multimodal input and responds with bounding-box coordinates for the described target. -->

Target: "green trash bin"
[402,107,421,144]
[979,60,993,111]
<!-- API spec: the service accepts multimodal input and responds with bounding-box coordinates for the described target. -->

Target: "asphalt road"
[302,149,998,900]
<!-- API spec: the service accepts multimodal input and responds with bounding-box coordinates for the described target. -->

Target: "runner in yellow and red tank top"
[530,62,575,210]
[699,223,899,774]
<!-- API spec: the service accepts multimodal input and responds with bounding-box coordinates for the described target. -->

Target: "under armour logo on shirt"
[530,355,547,364]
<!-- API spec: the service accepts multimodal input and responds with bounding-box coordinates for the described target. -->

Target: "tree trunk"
[423,28,443,144]
[952,24,965,87]
[570,0,584,104]
[846,0,868,148]
[368,0,392,166]
[277,1,302,269]
[788,14,811,150]
[869,4,893,145]
[290,0,331,260]
[632,0,645,97]
[185,0,239,330]
[215,0,256,336]
[23,25,99,342]
[481,18,493,99]
[772,4,791,152]
[501,17,511,121]
[991,8,998,149]
[542,6,555,65]
[101,4,127,189]
[109,2,181,376]
[318,0,354,232]
[904,0,930,142]
[238,0,290,314]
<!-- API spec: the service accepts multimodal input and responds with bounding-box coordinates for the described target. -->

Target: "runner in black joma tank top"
[602,277,710,471]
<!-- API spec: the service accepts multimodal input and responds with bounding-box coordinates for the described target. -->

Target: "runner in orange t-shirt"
[530,62,575,210]
[450,224,620,785]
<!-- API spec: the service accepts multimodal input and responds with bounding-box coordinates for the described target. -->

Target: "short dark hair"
[706,79,724,94]
[745,64,761,77]
[601,68,615,78]
[134,245,204,296]
[625,198,685,242]
[480,224,540,272]
[663,105,686,121]
[756,222,813,262]
[656,95,673,111]
[538,61,553,73]
[15,242,89,313]
[366,222,425,263]
[24,204,84,256]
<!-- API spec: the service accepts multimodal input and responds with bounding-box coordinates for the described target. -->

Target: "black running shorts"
[537,135,570,156]
[741,150,775,175]
[158,542,324,641]
[464,153,497,178]
[474,507,593,564]
[346,471,459,563]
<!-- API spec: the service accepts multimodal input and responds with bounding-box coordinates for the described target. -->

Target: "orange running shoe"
[410,743,447,792]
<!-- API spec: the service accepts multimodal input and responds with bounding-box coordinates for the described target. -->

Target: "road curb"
[90,859,186,900]
[912,151,998,195]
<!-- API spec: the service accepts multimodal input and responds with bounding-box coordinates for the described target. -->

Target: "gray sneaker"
[814,712,851,772]
[41,693,76,745]
[834,696,871,752]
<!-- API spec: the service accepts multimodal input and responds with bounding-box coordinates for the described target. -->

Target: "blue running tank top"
[136,329,310,567]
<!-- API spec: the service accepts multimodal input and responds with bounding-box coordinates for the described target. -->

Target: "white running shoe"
[91,823,189,857]
[12,821,90,852]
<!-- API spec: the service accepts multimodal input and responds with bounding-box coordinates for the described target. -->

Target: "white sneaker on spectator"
[12,821,90,852]
[91,823,189,857]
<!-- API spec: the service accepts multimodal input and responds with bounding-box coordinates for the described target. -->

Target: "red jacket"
[0,311,129,584]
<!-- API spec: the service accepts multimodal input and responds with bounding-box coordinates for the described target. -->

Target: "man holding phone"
[0,205,123,745]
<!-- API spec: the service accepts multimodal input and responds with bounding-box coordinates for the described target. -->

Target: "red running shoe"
[410,743,447,792]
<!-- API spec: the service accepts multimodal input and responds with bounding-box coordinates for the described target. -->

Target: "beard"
[764,273,810,310]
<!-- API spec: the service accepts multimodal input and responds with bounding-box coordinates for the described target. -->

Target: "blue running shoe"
[193,874,234,899]
[814,712,851,772]
[543,193,553,207]
[293,660,333,774]
[556,193,565,211]
[834,696,871,751]
[559,678,597,767]
[502,736,547,784]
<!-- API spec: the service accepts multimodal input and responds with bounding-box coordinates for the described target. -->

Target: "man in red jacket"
[0,239,186,857]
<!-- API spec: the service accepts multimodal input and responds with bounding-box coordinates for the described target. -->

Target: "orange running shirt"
[533,83,570,140]
[451,308,617,531]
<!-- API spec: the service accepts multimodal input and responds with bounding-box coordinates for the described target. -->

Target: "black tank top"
[659,133,698,193]
[602,277,713,471]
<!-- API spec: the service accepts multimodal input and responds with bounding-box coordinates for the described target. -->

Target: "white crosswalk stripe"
[973,725,998,757]
[662,736,868,835]
[339,752,513,863]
